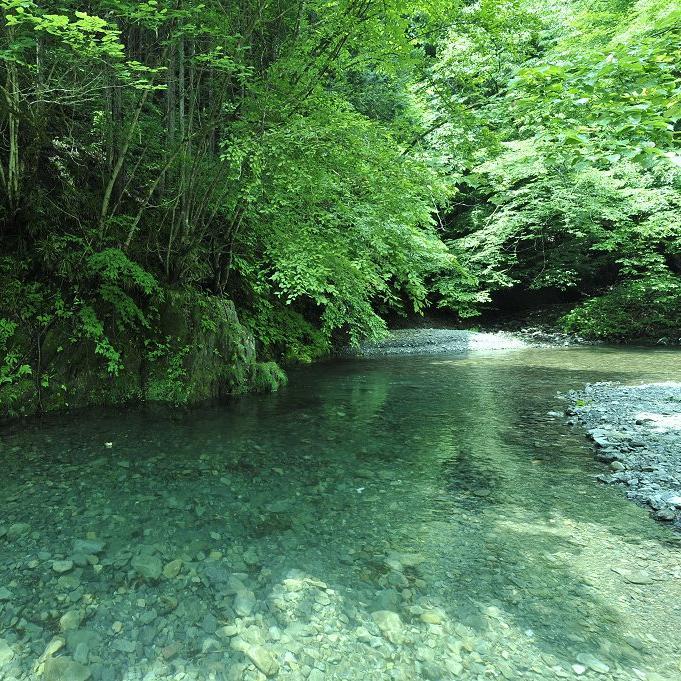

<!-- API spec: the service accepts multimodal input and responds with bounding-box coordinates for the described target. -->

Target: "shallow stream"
[1,346,681,681]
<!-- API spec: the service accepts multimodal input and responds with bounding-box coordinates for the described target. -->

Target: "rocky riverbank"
[567,382,681,529]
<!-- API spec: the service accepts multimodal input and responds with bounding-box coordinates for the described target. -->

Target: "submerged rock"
[231,638,279,677]
[575,653,609,674]
[131,554,162,580]
[7,522,30,538]
[72,539,105,555]
[59,610,82,632]
[0,639,14,667]
[163,559,183,579]
[52,560,74,574]
[371,610,403,643]
[234,589,257,617]
[42,657,91,681]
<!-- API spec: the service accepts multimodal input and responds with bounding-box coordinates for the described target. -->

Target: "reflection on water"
[1,346,681,680]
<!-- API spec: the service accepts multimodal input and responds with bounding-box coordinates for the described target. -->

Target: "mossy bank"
[0,291,286,420]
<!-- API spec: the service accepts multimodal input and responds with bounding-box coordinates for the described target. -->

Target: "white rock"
[231,638,279,677]
[371,610,403,644]
[234,589,256,617]
[576,653,609,674]
[0,639,14,667]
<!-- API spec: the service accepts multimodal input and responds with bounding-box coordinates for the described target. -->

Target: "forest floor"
[567,383,681,531]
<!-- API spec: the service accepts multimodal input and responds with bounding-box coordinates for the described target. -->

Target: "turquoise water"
[1,346,680,681]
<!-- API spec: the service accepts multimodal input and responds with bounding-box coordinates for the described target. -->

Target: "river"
[1,345,680,680]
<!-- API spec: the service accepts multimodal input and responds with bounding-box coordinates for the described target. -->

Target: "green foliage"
[145,341,191,406]
[0,318,32,412]
[562,274,681,341]
[3,0,681,419]
[434,0,681,339]
[250,361,288,393]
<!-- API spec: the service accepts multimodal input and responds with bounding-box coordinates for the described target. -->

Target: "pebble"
[420,610,444,625]
[371,610,403,644]
[7,522,30,538]
[232,638,279,677]
[0,639,14,667]
[234,589,257,617]
[42,657,91,681]
[572,383,681,525]
[52,560,74,574]
[73,642,90,664]
[131,554,162,580]
[112,638,136,653]
[59,610,82,632]
[163,559,183,579]
[576,653,610,674]
[0,587,12,601]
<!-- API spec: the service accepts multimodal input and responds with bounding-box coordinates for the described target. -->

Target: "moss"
[1,289,286,419]
[251,361,288,393]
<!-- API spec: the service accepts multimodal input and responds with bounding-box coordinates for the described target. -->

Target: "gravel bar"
[350,328,580,356]
[568,382,681,529]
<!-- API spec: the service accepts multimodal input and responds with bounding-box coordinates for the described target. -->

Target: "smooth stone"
[613,568,654,585]
[57,574,81,591]
[655,508,676,521]
[0,639,14,666]
[7,522,30,538]
[40,637,65,662]
[43,657,91,681]
[420,610,444,625]
[387,571,409,588]
[242,548,259,566]
[139,608,158,625]
[73,539,105,555]
[234,589,256,617]
[387,551,426,569]
[0,587,12,601]
[112,639,136,653]
[66,630,100,653]
[371,610,403,643]
[202,613,218,634]
[576,653,609,674]
[370,589,400,613]
[52,560,74,574]
[163,559,182,579]
[59,610,82,632]
[73,642,89,665]
[572,664,586,675]
[231,638,279,677]
[161,642,182,660]
[131,554,162,580]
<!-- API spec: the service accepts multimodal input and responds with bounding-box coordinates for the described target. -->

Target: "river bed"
[1,345,681,681]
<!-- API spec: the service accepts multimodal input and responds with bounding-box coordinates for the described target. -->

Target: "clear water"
[1,346,681,681]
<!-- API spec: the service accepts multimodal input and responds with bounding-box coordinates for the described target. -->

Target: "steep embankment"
[1,292,285,420]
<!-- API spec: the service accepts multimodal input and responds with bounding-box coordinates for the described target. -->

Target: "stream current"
[1,346,681,681]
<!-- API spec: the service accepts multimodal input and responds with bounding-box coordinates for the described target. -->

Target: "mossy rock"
[251,361,288,393]
[2,289,285,418]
